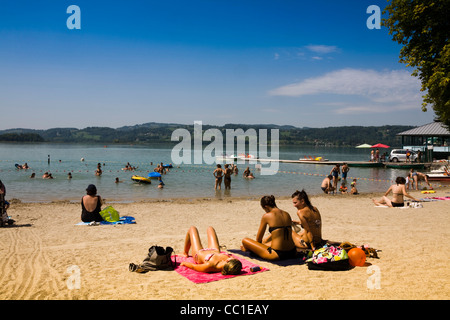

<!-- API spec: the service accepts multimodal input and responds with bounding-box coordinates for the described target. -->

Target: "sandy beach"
[1,189,449,301]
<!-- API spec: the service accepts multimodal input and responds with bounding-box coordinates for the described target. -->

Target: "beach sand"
[1,190,449,300]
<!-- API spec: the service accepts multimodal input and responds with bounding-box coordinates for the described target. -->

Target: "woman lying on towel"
[241,195,298,261]
[372,177,419,208]
[179,226,242,275]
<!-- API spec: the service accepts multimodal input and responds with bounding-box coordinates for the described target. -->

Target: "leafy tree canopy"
[383,0,450,128]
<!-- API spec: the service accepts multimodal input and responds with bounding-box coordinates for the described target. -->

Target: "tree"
[383,0,450,128]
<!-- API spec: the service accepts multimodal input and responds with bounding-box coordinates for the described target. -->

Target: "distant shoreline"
[0,123,414,147]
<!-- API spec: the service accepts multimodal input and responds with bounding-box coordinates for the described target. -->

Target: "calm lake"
[0,143,410,202]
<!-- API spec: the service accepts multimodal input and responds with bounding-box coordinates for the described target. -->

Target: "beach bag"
[99,206,120,222]
[409,201,423,208]
[129,245,175,273]
[306,245,350,271]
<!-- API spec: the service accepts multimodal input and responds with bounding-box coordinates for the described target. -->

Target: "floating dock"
[219,156,430,169]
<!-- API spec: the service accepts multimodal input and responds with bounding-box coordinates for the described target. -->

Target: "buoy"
[348,248,366,267]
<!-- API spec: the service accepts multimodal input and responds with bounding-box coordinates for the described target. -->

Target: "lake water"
[0,143,410,202]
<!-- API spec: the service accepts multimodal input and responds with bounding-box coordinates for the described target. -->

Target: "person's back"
[299,206,322,245]
[390,184,405,203]
[292,190,324,250]
[265,208,295,251]
[82,195,100,212]
[81,184,103,222]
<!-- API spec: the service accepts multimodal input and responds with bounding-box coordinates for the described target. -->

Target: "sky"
[0,0,437,130]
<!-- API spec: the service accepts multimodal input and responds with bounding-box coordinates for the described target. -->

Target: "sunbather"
[179,226,242,275]
[81,184,104,222]
[241,195,297,260]
[373,177,419,207]
[291,190,325,250]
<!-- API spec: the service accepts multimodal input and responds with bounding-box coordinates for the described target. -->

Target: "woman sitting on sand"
[373,177,419,208]
[291,190,325,251]
[241,195,297,261]
[81,184,104,222]
[179,226,242,275]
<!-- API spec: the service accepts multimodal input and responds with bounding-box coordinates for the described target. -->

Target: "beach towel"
[76,216,136,226]
[425,196,450,201]
[171,254,268,284]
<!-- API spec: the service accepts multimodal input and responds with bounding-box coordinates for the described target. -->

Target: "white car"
[389,149,418,162]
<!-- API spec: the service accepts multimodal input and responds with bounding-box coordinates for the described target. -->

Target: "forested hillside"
[0,123,414,147]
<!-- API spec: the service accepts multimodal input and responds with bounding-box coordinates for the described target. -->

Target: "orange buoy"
[348,248,366,267]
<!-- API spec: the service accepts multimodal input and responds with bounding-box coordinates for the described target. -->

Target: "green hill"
[0,122,414,147]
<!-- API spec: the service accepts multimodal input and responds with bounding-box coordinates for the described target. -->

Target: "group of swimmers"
[213,164,254,190]
[122,162,138,171]
[15,163,30,170]
[321,163,358,195]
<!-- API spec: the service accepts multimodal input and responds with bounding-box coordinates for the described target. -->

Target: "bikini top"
[268,225,292,240]
[194,249,231,264]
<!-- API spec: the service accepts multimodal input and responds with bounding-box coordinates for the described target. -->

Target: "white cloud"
[305,45,339,54]
[269,68,422,108]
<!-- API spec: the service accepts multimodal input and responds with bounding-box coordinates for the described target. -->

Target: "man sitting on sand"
[321,175,334,194]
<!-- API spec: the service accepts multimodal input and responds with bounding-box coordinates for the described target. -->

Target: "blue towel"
[76,216,136,226]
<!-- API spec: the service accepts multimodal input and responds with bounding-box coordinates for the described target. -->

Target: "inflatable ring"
[421,190,435,194]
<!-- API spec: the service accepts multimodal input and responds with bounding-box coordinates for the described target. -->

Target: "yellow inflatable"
[131,175,152,184]
[421,190,435,194]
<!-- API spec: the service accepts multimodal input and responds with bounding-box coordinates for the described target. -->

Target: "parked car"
[389,149,418,162]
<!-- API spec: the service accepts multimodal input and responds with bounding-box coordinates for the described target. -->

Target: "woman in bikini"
[179,226,242,275]
[373,177,419,207]
[291,190,325,251]
[410,169,433,190]
[241,195,297,261]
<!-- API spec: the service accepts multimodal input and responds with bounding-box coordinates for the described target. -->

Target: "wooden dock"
[220,156,431,169]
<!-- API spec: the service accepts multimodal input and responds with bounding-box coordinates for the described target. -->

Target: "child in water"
[350,179,358,195]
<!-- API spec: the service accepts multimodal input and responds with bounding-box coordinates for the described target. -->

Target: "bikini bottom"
[392,202,404,207]
[267,247,297,260]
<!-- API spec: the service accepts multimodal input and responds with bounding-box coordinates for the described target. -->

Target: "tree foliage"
[383,0,450,128]
[0,123,413,147]
[0,133,44,142]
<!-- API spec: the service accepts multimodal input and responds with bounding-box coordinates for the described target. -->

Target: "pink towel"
[171,254,269,283]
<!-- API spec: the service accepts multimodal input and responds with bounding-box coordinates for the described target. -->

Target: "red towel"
[172,254,269,283]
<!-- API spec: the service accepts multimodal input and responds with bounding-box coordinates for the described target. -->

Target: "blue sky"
[0,0,436,130]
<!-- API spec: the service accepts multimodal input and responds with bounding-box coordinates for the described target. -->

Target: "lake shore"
[1,190,449,300]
